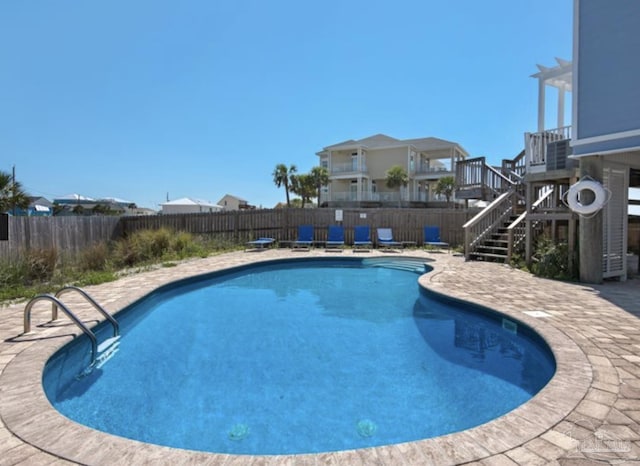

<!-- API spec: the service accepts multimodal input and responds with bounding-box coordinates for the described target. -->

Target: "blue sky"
[0,1,573,209]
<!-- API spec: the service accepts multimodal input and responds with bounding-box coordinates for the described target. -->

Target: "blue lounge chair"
[245,237,275,251]
[376,228,402,250]
[325,225,345,250]
[292,225,314,249]
[353,225,372,251]
[424,226,449,252]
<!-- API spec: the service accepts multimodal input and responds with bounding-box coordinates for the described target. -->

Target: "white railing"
[414,166,450,174]
[463,190,516,260]
[525,125,572,167]
[324,190,406,203]
[330,162,367,174]
[506,186,555,261]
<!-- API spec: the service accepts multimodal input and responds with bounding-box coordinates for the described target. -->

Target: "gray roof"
[321,133,468,156]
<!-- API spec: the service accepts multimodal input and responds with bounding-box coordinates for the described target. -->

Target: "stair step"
[477,246,508,252]
[97,336,120,353]
[470,252,509,262]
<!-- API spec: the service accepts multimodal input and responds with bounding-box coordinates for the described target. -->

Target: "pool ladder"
[23,286,120,370]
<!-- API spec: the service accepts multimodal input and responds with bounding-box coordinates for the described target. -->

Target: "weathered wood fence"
[0,208,480,262]
[0,216,122,262]
[119,208,477,246]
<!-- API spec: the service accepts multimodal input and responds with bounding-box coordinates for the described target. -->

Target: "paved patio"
[1,249,639,465]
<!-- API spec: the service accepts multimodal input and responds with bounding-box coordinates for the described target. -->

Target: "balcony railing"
[330,162,367,174]
[414,166,450,175]
[526,125,572,167]
[322,191,448,203]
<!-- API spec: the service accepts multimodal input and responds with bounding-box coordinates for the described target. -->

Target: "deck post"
[578,157,604,283]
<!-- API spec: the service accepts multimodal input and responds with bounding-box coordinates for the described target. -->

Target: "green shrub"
[0,228,241,302]
[112,238,140,268]
[530,237,577,280]
[80,242,110,271]
[25,248,58,282]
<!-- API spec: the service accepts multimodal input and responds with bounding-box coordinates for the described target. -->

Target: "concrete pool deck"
[1,249,639,465]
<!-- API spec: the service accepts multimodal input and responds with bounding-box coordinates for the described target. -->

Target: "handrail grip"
[463,190,514,229]
[55,286,119,337]
[24,294,98,364]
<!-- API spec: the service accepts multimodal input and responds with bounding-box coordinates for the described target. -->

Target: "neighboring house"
[122,207,157,216]
[316,133,468,207]
[53,193,96,206]
[12,196,53,216]
[217,194,254,211]
[53,194,134,216]
[456,0,640,283]
[160,197,222,215]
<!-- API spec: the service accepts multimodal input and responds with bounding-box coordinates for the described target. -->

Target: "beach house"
[316,133,468,208]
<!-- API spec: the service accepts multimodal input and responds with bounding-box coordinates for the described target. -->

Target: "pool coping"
[0,250,626,464]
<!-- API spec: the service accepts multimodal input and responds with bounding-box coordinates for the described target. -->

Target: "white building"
[160,198,222,215]
[217,194,253,211]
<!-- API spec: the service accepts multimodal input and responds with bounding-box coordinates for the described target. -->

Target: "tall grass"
[0,229,241,302]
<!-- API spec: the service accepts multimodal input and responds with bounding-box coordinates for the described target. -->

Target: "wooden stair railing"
[506,186,555,262]
[463,189,518,261]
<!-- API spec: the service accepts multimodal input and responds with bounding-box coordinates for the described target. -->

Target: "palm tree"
[272,164,297,207]
[310,166,329,207]
[435,175,456,207]
[385,165,408,207]
[0,169,30,214]
[290,173,316,208]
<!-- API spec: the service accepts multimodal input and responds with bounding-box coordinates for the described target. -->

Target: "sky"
[0,1,573,210]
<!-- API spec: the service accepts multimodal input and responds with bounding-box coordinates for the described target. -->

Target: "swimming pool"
[43,257,555,455]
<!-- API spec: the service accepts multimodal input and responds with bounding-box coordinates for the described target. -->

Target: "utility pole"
[12,165,16,216]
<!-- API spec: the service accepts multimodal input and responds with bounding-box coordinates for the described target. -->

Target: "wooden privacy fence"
[119,208,477,247]
[0,216,122,262]
[0,208,479,262]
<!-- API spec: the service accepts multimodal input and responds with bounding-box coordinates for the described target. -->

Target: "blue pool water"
[43,258,555,455]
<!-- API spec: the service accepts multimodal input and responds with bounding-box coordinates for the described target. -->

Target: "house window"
[321,159,328,169]
[351,152,358,171]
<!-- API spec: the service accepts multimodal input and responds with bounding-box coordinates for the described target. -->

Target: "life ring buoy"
[567,179,607,215]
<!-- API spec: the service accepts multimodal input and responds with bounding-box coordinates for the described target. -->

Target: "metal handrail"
[24,294,98,365]
[54,286,119,337]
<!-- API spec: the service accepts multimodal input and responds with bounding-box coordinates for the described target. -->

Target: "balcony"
[525,125,573,173]
[330,162,368,175]
[413,166,451,178]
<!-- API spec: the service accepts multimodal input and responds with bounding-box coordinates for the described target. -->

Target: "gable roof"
[219,194,247,202]
[54,193,96,202]
[324,133,400,150]
[161,197,221,208]
[320,133,468,156]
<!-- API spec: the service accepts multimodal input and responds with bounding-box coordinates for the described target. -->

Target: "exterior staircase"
[456,149,558,264]
[469,215,520,262]
[454,150,529,263]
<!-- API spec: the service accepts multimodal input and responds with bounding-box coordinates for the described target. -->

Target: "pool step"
[362,258,428,274]
[95,336,121,369]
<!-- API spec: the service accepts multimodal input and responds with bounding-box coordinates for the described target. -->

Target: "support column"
[579,156,604,283]
[557,85,566,129]
[537,78,546,132]
[525,181,534,266]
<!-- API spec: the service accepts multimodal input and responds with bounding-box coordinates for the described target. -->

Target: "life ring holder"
[563,177,610,217]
